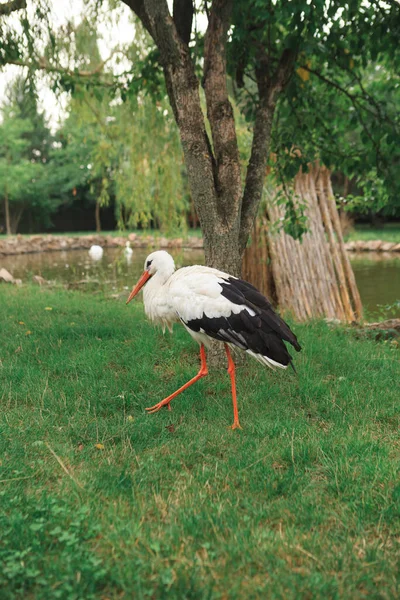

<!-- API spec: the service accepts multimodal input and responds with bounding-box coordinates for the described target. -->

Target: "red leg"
[224,344,242,430]
[145,344,208,414]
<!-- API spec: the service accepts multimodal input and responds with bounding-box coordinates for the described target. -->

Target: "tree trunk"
[122,1,296,279]
[9,203,25,234]
[95,201,101,232]
[203,228,243,276]
[4,192,11,235]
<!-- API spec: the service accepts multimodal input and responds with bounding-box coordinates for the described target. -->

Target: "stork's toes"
[145,403,163,413]
[145,401,171,414]
[230,422,242,431]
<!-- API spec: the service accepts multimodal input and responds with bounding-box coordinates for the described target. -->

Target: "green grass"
[0,286,399,599]
[346,223,400,243]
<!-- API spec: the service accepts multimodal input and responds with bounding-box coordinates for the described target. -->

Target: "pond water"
[347,253,400,318]
[1,247,204,294]
[1,247,399,318]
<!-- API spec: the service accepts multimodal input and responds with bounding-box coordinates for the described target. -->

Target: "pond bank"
[0,233,204,256]
[345,240,400,252]
[1,234,400,256]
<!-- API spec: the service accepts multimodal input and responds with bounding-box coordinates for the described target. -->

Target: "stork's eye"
[146,260,153,269]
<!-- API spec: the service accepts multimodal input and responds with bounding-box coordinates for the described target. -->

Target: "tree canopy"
[0,1,399,258]
[0,76,55,233]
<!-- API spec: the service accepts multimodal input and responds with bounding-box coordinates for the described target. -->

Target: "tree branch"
[301,65,378,118]
[286,96,360,163]
[301,65,384,171]
[331,56,398,129]
[0,0,26,16]
[120,0,152,36]
[5,49,123,80]
[240,47,296,252]
[173,0,194,45]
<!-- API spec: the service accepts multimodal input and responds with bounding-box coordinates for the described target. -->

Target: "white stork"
[126,250,301,429]
[124,240,133,257]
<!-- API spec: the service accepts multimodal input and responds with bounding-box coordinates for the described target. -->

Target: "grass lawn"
[0,286,399,599]
[346,223,400,243]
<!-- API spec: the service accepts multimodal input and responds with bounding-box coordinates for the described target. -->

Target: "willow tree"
[113,96,188,232]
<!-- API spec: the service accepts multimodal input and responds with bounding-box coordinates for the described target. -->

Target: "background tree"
[0,77,55,234]
[46,17,189,233]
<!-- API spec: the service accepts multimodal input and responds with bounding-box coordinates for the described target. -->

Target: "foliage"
[0,107,44,232]
[0,75,60,233]
[32,17,188,233]
[271,61,400,217]
[0,284,399,597]
[113,98,188,231]
[51,86,188,233]
[229,0,400,218]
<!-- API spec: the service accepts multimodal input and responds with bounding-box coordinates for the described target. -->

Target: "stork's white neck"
[142,260,175,306]
[142,261,176,329]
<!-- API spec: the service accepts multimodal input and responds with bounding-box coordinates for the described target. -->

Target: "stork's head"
[126,251,175,304]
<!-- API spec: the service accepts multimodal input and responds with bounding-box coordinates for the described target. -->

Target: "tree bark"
[0,0,26,17]
[4,192,11,235]
[10,204,24,234]
[240,48,296,252]
[202,0,242,275]
[95,201,101,232]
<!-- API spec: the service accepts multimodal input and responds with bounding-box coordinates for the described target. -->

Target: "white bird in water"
[126,250,301,429]
[88,245,103,260]
[124,240,133,257]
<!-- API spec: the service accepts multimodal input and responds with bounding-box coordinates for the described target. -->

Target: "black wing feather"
[182,275,301,369]
[220,278,301,352]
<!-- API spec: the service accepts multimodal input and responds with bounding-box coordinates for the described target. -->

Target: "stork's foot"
[230,421,242,431]
[145,399,171,414]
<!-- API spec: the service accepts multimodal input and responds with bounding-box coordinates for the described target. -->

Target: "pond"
[1,247,204,294]
[1,247,399,318]
[347,252,400,318]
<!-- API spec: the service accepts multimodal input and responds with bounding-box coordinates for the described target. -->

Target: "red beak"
[126,271,151,304]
